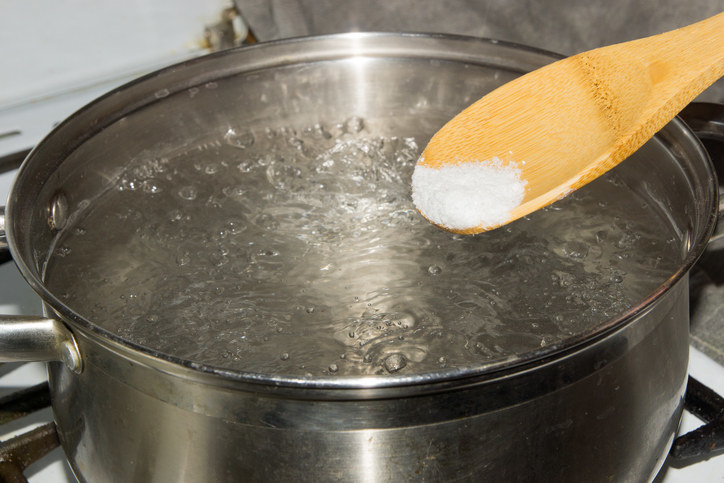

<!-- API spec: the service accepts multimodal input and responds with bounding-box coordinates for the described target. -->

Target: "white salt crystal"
[411,157,526,231]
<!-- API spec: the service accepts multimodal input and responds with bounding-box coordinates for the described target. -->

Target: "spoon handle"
[537,12,724,193]
[581,12,724,141]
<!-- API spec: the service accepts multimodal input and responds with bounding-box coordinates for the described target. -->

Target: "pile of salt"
[411,157,526,231]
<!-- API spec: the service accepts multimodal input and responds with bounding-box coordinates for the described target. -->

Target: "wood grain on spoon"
[416,12,724,234]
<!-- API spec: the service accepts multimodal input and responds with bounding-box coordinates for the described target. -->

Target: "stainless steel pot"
[0,33,718,482]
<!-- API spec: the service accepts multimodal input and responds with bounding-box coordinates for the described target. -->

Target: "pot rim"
[6,32,719,390]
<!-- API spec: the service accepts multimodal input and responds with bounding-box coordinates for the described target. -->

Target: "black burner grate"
[0,381,58,482]
[669,376,724,466]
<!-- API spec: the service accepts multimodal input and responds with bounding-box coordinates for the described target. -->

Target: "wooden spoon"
[413,12,724,234]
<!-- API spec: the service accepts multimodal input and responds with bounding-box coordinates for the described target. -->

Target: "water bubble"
[561,241,588,259]
[280,352,289,361]
[306,306,315,314]
[328,363,339,373]
[288,136,304,148]
[55,246,72,257]
[266,159,308,191]
[219,218,247,237]
[304,123,332,140]
[178,186,198,201]
[143,180,162,194]
[428,265,442,275]
[225,129,255,149]
[255,249,278,257]
[119,178,139,191]
[168,210,184,222]
[237,161,254,173]
[344,116,365,133]
[383,353,407,373]
[222,185,245,200]
[618,231,641,249]
[176,252,191,266]
[254,213,279,231]
[154,89,170,99]
[209,247,230,267]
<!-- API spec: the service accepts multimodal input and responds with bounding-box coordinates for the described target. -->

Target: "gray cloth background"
[234,0,724,100]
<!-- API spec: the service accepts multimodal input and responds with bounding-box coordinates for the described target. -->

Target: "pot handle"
[0,213,83,373]
[0,316,82,374]
[0,176,82,374]
[679,102,724,248]
[671,102,724,464]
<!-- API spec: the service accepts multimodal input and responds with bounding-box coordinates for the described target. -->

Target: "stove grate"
[0,382,57,483]
[670,376,724,466]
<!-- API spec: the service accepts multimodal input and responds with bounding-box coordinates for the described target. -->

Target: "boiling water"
[44,117,681,377]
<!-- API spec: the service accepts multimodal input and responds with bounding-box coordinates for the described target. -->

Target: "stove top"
[2,2,724,479]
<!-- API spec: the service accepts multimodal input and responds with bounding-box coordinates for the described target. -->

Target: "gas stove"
[1,1,724,481]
